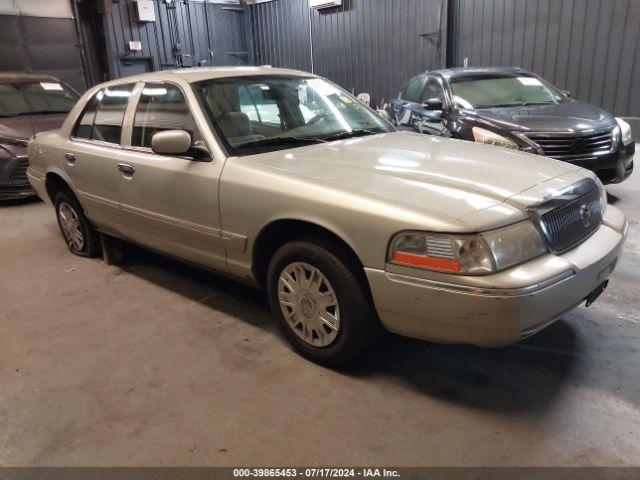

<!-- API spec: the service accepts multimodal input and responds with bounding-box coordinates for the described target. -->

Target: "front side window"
[422,79,444,102]
[450,75,564,109]
[401,77,426,103]
[194,75,394,155]
[0,81,78,117]
[132,83,201,148]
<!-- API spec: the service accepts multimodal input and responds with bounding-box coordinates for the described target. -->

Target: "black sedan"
[388,67,634,184]
[0,73,79,200]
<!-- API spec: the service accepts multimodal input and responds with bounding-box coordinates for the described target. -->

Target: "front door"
[115,82,227,272]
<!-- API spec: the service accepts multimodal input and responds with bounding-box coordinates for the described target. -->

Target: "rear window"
[73,84,134,144]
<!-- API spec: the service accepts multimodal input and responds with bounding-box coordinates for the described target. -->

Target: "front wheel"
[266,240,378,365]
[54,190,99,257]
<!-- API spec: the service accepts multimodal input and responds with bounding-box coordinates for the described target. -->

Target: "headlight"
[472,127,519,150]
[388,222,548,275]
[615,117,633,144]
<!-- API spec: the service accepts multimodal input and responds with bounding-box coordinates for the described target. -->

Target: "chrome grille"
[9,158,29,183]
[537,182,602,253]
[526,130,613,162]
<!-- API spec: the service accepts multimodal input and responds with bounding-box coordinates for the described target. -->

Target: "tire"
[267,240,378,365]
[54,189,99,258]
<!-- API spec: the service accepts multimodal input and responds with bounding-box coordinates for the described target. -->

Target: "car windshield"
[0,81,79,117]
[194,75,394,155]
[450,75,564,109]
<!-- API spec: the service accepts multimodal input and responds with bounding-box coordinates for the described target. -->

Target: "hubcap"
[58,202,85,251]
[277,262,340,347]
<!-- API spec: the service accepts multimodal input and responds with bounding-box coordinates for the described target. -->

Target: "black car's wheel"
[267,240,378,365]
[54,190,99,257]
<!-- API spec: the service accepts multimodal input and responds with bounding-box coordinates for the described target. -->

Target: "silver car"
[27,67,627,364]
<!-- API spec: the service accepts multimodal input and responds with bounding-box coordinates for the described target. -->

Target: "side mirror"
[151,130,210,160]
[422,97,443,111]
[152,130,191,155]
[562,90,571,98]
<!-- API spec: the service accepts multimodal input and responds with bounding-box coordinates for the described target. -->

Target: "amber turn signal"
[392,252,462,272]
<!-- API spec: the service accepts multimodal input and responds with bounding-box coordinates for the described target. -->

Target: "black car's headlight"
[615,117,633,144]
[388,222,548,275]
[472,127,520,150]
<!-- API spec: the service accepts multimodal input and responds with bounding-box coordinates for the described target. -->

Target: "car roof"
[0,72,62,83]
[99,66,315,87]
[424,66,532,80]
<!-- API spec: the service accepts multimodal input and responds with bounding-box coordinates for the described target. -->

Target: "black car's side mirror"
[422,97,443,111]
[421,97,443,122]
[561,90,572,98]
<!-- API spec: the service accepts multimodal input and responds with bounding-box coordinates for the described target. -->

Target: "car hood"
[0,113,67,141]
[0,113,67,159]
[243,131,585,229]
[469,101,616,133]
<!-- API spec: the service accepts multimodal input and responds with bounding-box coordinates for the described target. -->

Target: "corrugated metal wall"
[451,0,640,116]
[101,0,253,79]
[251,0,313,71]
[251,0,447,106]
[92,0,639,116]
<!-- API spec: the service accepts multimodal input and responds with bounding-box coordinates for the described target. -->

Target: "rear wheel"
[267,240,378,365]
[54,190,99,257]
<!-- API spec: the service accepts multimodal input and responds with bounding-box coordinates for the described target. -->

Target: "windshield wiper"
[518,102,555,107]
[235,136,327,149]
[234,129,383,149]
[479,102,554,108]
[321,129,382,141]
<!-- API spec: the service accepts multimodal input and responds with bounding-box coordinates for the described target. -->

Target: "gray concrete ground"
[1,166,639,467]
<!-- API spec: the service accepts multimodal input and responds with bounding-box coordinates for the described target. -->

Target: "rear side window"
[73,91,101,140]
[402,77,425,103]
[131,83,201,148]
[93,85,134,144]
[73,84,134,144]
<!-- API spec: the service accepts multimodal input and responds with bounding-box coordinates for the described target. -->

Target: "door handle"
[117,163,135,175]
[64,152,76,164]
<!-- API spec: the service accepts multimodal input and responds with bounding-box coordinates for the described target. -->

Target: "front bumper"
[0,156,36,200]
[366,206,627,347]
[0,182,36,200]
[565,141,634,184]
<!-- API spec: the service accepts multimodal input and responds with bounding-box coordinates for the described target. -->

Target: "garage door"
[0,0,87,92]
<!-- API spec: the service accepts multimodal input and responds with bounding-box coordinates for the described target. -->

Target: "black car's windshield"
[194,75,394,155]
[450,75,564,109]
[0,81,79,117]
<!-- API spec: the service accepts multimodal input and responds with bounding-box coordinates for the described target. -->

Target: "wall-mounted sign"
[129,41,142,51]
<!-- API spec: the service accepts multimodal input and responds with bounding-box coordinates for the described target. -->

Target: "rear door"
[64,83,136,233]
[115,81,227,271]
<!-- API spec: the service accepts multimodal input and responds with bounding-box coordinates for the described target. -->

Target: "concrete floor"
[1,169,639,467]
